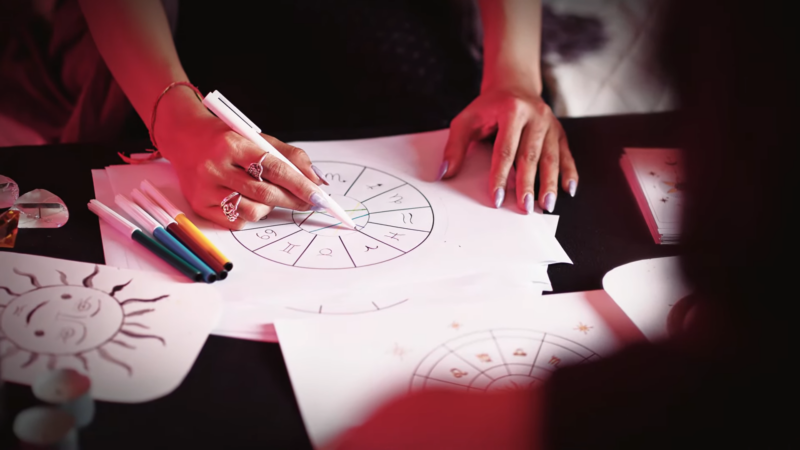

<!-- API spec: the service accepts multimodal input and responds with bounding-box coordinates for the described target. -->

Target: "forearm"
[478,0,542,94]
[78,0,204,123]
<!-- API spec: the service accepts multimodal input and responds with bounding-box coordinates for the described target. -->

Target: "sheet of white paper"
[602,256,692,342]
[276,290,624,448]
[97,130,569,339]
[0,253,222,403]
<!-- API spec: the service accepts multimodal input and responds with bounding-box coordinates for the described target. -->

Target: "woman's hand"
[440,86,578,214]
[154,89,328,229]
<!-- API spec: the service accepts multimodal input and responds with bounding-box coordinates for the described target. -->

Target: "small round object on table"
[13,406,78,450]
[32,369,94,428]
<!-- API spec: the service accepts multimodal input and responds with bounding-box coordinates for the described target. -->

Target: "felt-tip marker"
[87,200,203,282]
[114,194,217,283]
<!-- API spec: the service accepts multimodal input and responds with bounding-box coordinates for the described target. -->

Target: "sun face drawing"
[0,266,166,375]
[410,329,601,394]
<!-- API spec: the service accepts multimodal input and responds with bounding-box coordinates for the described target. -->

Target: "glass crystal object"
[0,175,19,208]
[11,189,69,228]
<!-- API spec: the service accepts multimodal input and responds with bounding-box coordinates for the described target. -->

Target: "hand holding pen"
[147,84,338,230]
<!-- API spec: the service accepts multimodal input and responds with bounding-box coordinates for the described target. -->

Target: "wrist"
[150,85,215,161]
[481,61,543,96]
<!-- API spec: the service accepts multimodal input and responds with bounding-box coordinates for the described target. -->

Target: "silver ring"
[221,191,242,222]
[246,153,268,181]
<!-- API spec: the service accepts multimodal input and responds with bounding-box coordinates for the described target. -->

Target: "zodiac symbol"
[325,173,346,183]
[451,368,468,378]
[257,229,278,240]
[318,248,333,257]
[513,348,527,357]
[282,243,300,254]
[548,356,561,366]
[476,353,492,363]
[402,213,413,224]
[368,184,383,190]
[388,193,403,204]
[13,305,25,316]
[385,232,404,241]
[77,297,92,311]
[365,245,378,252]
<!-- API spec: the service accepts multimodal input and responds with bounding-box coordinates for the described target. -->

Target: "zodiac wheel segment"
[410,329,601,393]
[231,162,434,270]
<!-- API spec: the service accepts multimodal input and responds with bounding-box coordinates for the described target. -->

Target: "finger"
[226,169,312,211]
[440,111,485,180]
[261,134,327,186]
[557,128,579,197]
[191,187,270,230]
[489,114,525,208]
[515,122,544,214]
[538,125,561,213]
[235,150,326,210]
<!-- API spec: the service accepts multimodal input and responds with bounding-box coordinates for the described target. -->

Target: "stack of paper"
[620,148,685,244]
[92,130,572,342]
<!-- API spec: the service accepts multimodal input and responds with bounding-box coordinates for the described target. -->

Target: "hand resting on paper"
[441,86,577,214]
[439,0,578,215]
[153,88,327,229]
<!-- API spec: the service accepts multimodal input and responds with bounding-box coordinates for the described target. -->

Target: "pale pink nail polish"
[494,188,505,209]
[524,193,534,214]
[544,192,556,213]
[568,180,577,197]
[311,165,330,186]
[436,161,449,181]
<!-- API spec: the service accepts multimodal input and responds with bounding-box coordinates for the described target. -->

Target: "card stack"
[620,148,685,244]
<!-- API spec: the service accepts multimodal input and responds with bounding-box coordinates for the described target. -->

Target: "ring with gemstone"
[246,153,268,181]
[221,191,242,222]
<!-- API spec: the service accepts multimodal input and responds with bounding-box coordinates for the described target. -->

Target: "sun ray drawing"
[0,266,167,376]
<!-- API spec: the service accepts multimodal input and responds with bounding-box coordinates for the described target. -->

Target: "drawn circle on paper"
[231,162,435,270]
[1,285,123,355]
[291,195,369,237]
[409,329,600,393]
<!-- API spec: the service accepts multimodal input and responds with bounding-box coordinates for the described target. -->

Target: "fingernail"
[494,187,505,209]
[568,180,577,197]
[436,160,449,181]
[523,193,534,214]
[310,205,326,212]
[544,192,556,213]
[311,165,330,185]
[309,192,330,210]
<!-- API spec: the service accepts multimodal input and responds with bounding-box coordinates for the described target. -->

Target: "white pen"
[202,90,356,230]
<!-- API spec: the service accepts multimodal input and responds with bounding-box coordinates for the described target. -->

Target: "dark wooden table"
[1,113,682,449]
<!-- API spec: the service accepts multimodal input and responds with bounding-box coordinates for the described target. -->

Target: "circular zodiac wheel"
[231,162,434,269]
[410,329,601,393]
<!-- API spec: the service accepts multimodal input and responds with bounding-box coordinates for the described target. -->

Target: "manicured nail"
[523,193,534,214]
[311,165,329,185]
[309,192,330,210]
[494,188,505,209]
[310,205,326,212]
[568,180,577,197]
[436,160,449,181]
[544,192,556,213]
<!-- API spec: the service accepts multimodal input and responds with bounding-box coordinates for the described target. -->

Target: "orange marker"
[140,180,234,271]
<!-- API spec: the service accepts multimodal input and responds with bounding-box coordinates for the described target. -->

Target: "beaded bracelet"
[118,81,204,164]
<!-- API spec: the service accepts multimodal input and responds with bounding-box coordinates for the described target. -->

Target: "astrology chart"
[410,329,601,393]
[231,162,434,269]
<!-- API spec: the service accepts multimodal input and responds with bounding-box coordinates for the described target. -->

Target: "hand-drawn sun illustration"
[0,266,167,376]
[411,329,601,393]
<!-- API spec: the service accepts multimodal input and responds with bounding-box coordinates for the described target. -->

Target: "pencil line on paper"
[344,167,367,196]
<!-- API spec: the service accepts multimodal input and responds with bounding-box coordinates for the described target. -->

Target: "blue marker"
[115,194,217,283]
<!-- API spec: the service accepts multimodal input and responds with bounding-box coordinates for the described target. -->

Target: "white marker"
[203,90,356,229]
